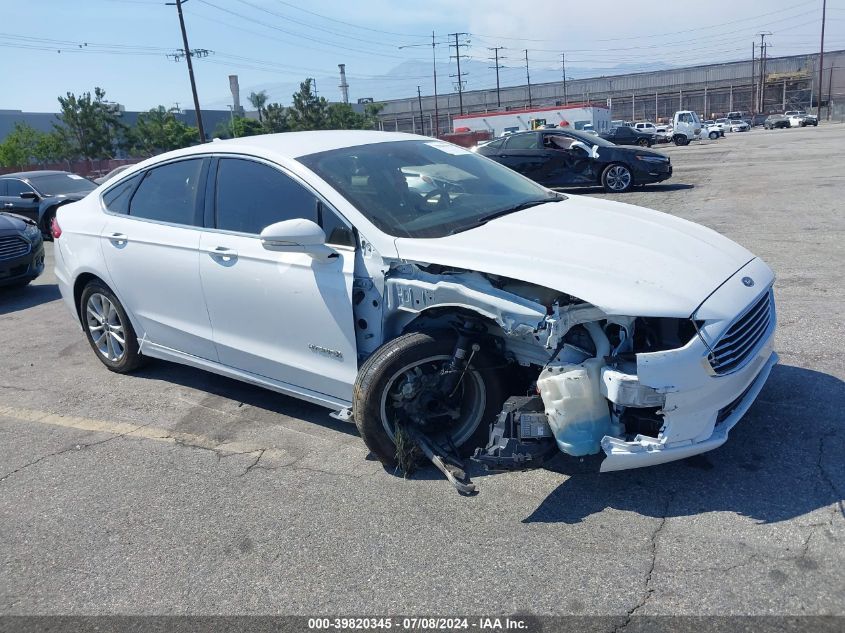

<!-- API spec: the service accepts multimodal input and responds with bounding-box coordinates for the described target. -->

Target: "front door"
[199,157,358,401]
[99,157,217,360]
[0,179,40,222]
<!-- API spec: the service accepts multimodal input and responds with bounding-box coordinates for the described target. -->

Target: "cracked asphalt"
[1,124,843,617]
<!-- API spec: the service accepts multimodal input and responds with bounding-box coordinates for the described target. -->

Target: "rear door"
[99,157,217,360]
[198,156,358,401]
[496,133,550,182]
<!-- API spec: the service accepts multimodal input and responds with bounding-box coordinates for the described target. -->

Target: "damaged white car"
[54,131,778,476]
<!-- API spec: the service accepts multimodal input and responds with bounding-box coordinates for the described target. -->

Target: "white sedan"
[729,119,751,132]
[53,131,778,474]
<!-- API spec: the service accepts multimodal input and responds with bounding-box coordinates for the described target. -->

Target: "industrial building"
[377,49,845,134]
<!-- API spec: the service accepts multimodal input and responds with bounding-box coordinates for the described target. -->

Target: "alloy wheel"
[86,293,126,362]
[606,165,632,191]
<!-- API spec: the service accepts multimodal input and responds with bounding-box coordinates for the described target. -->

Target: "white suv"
[54,131,778,474]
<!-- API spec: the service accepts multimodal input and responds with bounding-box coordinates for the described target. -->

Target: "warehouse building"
[377,49,845,134]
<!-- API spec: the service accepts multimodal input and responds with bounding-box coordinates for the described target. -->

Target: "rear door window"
[504,134,540,150]
[102,174,142,214]
[129,159,205,226]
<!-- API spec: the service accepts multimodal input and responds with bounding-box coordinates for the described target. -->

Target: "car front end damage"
[380,255,777,473]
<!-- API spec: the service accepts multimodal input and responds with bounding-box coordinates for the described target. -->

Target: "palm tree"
[248,90,269,123]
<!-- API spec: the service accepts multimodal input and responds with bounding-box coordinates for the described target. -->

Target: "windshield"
[28,173,96,196]
[298,139,563,239]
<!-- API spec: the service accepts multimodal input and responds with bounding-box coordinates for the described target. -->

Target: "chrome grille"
[709,290,774,375]
[0,235,31,261]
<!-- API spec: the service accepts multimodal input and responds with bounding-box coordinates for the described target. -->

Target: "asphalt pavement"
[0,123,843,618]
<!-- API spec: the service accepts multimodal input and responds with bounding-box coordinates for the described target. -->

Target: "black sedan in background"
[0,211,45,288]
[475,130,672,192]
[0,170,96,238]
[600,125,656,147]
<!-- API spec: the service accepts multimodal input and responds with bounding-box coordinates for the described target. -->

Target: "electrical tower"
[488,46,506,108]
[449,32,470,115]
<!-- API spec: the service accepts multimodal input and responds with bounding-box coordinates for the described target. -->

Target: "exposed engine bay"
[355,261,716,479]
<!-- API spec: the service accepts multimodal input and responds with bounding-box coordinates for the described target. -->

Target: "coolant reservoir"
[537,358,618,457]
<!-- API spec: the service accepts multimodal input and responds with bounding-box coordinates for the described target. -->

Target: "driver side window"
[5,179,34,197]
[215,158,318,235]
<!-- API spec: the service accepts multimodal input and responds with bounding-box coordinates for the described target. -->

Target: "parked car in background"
[700,121,723,139]
[726,111,752,125]
[729,119,750,132]
[751,113,769,127]
[94,165,133,185]
[764,114,790,129]
[633,122,657,135]
[713,118,730,132]
[654,125,672,142]
[53,130,776,474]
[0,171,96,238]
[477,129,671,192]
[0,211,45,288]
[784,111,819,127]
[599,125,655,147]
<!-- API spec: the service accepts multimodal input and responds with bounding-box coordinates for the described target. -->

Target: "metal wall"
[379,50,845,133]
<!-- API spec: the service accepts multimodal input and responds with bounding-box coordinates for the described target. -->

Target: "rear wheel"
[673,135,689,146]
[353,331,505,467]
[601,163,634,192]
[79,281,143,373]
[709,131,719,139]
[637,138,649,147]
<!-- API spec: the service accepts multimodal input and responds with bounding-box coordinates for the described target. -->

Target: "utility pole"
[417,86,425,135]
[818,0,827,119]
[432,32,439,136]
[751,43,756,113]
[524,49,532,108]
[757,32,771,112]
[168,0,205,143]
[449,33,470,115]
[561,53,568,105]
[488,46,505,108]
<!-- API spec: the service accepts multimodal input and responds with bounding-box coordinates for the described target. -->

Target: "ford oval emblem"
[742,277,755,287]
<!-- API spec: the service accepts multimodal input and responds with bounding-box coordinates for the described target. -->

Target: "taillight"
[50,216,62,239]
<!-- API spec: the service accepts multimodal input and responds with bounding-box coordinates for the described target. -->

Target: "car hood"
[0,211,30,232]
[393,196,754,318]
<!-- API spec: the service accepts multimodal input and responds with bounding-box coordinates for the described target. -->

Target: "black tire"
[709,131,719,139]
[637,138,649,147]
[40,206,57,240]
[79,280,143,373]
[673,135,688,146]
[601,163,634,193]
[353,330,505,466]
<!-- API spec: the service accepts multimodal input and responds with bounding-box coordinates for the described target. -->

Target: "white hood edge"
[394,195,755,318]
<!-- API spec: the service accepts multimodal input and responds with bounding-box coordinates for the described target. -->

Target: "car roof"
[156,130,430,163]
[0,170,73,179]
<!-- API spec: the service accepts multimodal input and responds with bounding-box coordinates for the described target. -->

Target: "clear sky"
[2,0,843,113]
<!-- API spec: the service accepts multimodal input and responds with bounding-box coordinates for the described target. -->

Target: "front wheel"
[601,163,634,192]
[673,135,689,146]
[709,131,719,139]
[353,331,505,467]
[637,138,649,147]
[80,281,143,373]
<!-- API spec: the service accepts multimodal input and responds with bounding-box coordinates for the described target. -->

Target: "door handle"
[109,232,128,245]
[204,246,238,260]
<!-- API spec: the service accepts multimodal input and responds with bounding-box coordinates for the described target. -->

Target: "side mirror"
[259,218,334,260]
[20,191,38,200]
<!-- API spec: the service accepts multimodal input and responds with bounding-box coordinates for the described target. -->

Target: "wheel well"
[73,273,107,324]
[399,306,500,337]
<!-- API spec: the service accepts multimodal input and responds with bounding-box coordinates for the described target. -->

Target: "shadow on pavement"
[557,183,695,195]
[0,283,61,315]
[132,359,360,438]
[523,364,844,524]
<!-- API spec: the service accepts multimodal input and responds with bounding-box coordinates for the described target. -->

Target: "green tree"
[248,90,269,123]
[132,106,198,156]
[55,87,127,162]
[262,103,289,133]
[325,102,384,130]
[0,123,41,168]
[287,79,328,131]
[213,116,264,139]
[34,130,76,167]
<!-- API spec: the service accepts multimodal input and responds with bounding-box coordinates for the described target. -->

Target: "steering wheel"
[423,187,453,210]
